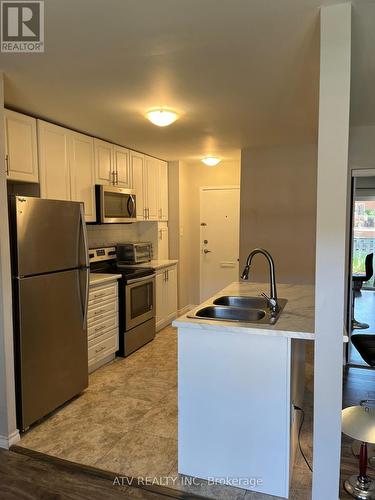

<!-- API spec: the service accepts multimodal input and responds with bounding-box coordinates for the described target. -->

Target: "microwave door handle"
[127,195,136,217]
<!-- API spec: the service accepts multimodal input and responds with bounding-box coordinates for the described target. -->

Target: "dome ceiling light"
[201,156,221,167]
[146,108,178,127]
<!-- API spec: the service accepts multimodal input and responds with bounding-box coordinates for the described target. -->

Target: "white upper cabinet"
[158,160,168,221]
[144,156,160,220]
[130,151,145,220]
[137,156,168,221]
[158,222,169,259]
[39,122,95,222]
[4,109,38,183]
[94,140,132,188]
[94,138,113,185]
[38,120,71,201]
[70,132,96,222]
[113,145,131,187]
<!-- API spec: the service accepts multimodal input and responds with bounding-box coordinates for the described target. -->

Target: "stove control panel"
[89,246,117,263]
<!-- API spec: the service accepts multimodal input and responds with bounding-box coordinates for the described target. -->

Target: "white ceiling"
[0,0,329,160]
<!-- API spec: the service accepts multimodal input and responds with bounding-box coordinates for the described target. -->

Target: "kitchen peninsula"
[173,281,318,498]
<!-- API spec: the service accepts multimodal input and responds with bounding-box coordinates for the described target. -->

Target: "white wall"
[240,143,317,284]
[0,73,19,448]
[312,4,351,499]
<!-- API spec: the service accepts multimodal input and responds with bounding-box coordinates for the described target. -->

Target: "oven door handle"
[127,274,156,285]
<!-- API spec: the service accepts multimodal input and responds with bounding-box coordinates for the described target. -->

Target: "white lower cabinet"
[88,279,119,372]
[155,265,177,331]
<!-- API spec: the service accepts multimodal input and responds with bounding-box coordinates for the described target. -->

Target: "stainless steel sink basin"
[187,297,287,325]
[191,305,266,322]
[213,295,268,309]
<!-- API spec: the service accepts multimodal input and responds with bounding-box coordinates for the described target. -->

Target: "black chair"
[352,253,374,330]
[352,334,375,366]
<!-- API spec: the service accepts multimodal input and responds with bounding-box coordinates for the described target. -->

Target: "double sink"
[188,295,287,325]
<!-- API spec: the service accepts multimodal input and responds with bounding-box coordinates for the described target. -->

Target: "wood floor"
[0,447,194,500]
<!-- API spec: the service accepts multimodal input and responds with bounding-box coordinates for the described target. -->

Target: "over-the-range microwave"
[95,185,137,223]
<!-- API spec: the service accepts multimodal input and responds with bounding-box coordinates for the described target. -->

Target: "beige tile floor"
[19,326,313,500]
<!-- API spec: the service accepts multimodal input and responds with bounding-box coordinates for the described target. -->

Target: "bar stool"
[353,253,374,330]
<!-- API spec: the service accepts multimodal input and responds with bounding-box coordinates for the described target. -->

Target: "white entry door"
[200,187,240,302]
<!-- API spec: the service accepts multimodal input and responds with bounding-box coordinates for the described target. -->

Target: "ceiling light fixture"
[146,108,178,127]
[201,156,221,167]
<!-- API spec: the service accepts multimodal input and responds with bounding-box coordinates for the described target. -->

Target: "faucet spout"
[241,248,278,312]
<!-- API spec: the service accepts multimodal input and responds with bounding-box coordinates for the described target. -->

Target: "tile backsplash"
[86,222,168,260]
[87,223,139,249]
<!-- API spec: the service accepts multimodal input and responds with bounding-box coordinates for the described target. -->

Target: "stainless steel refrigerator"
[9,196,89,431]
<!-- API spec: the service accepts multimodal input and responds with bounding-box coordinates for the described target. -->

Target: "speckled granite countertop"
[173,281,321,340]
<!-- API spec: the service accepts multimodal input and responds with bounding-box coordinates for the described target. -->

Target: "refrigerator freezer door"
[14,196,84,276]
[16,269,88,430]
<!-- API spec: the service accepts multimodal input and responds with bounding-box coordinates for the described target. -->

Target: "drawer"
[88,313,118,339]
[89,282,118,304]
[88,330,118,361]
[88,299,117,322]
[88,327,118,349]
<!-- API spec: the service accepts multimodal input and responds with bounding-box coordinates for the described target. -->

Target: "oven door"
[125,275,155,330]
[97,185,137,223]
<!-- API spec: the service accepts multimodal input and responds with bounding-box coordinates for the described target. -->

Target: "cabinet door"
[165,266,178,319]
[70,132,96,222]
[114,145,131,187]
[38,120,71,201]
[4,110,38,183]
[158,223,169,259]
[144,156,159,220]
[130,151,145,220]
[159,160,169,221]
[94,139,113,185]
[155,271,166,328]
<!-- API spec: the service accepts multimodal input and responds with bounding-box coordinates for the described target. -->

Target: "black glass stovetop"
[90,261,154,283]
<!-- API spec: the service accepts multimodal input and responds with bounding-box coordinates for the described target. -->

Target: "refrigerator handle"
[79,204,90,329]
[79,203,89,268]
[82,267,90,329]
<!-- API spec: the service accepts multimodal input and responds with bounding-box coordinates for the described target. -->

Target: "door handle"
[203,249,212,254]
[5,154,9,175]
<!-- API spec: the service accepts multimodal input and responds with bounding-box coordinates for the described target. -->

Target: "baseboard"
[0,429,20,449]
[178,304,196,316]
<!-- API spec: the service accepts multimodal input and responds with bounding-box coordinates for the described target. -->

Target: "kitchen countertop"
[89,273,122,286]
[173,281,325,341]
[125,259,178,270]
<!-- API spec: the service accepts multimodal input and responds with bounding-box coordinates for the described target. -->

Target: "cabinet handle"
[95,325,106,332]
[159,230,163,240]
[92,292,106,299]
[94,309,105,315]
[159,208,162,219]
[111,170,116,185]
[147,208,150,219]
[167,270,169,281]
[115,171,119,185]
[5,154,9,176]
[95,345,107,354]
